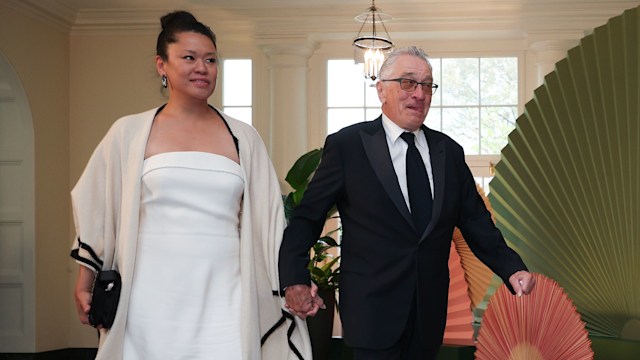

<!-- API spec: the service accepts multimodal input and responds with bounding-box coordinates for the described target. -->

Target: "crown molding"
[2,0,75,33]
[70,8,161,36]
[7,0,638,40]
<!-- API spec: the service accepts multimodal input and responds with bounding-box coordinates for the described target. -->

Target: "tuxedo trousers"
[351,296,440,360]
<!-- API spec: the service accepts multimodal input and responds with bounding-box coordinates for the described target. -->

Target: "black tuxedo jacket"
[279,117,527,350]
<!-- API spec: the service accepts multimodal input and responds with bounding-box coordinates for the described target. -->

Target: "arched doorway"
[0,51,36,352]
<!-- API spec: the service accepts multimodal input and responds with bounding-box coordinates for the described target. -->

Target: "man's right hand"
[284,283,326,319]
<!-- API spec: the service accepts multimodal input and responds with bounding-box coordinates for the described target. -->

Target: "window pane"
[442,58,479,106]
[443,107,480,154]
[365,82,381,108]
[223,107,252,125]
[481,58,517,105]
[481,106,517,154]
[366,108,381,121]
[328,60,364,107]
[328,108,366,135]
[429,58,442,106]
[475,176,494,194]
[425,107,442,131]
[223,59,251,106]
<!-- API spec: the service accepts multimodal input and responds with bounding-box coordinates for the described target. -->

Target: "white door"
[0,51,36,352]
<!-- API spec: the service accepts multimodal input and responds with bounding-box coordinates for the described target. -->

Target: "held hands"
[284,282,326,319]
[509,270,536,297]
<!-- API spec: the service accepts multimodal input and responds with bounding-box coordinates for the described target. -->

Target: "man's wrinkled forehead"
[392,60,433,81]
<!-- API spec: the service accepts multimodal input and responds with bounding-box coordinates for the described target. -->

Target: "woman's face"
[156,31,218,101]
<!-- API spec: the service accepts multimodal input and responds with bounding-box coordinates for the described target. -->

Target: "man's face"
[376,55,433,132]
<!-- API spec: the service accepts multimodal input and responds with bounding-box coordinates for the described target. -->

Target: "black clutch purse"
[88,270,121,329]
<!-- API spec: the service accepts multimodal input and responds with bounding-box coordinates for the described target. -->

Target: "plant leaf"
[318,235,339,247]
[320,256,340,272]
[284,148,322,190]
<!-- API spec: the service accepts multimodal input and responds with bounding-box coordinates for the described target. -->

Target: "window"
[427,57,518,190]
[426,57,517,155]
[326,60,380,135]
[326,56,519,192]
[222,59,252,125]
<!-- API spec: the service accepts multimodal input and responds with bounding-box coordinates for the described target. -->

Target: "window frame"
[324,51,525,191]
[221,58,253,125]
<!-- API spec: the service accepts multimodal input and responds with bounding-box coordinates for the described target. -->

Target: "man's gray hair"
[378,46,432,80]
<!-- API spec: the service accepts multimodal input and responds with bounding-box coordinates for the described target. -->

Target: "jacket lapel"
[419,126,445,242]
[360,118,414,231]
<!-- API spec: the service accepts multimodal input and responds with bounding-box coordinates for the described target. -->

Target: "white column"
[260,38,317,185]
[530,40,577,86]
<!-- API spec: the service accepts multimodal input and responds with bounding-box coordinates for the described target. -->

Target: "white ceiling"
[46,0,640,10]
[8,0,640,42]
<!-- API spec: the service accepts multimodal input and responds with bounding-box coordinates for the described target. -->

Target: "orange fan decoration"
[443,241,476,345]
[443,184,499,345]
[475,273,594,360]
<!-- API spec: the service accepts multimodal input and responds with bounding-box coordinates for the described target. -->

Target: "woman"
[71,10,311,359]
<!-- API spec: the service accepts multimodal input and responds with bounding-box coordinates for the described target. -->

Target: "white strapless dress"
[123,151,244,360]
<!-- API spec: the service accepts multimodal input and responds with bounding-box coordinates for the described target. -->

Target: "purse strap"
[70,238,104,273]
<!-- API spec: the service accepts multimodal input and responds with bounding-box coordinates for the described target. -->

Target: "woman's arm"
[74,265,96,326]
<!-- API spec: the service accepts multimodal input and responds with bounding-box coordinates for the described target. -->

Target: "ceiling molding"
[3,0,75,33]
[9,0,640,41]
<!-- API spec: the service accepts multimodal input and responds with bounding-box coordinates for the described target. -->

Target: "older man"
[279,46,535,359]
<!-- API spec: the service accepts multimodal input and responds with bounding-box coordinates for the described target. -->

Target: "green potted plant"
[283,148,340,360]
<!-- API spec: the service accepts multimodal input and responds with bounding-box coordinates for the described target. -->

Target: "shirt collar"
[381,113,425,146]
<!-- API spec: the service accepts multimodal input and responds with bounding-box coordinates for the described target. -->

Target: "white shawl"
[70,107,311,359]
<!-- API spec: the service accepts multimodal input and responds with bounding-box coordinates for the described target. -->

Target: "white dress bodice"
[124,151,244,359]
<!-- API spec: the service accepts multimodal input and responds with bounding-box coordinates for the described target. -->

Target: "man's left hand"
[509,270,535,297]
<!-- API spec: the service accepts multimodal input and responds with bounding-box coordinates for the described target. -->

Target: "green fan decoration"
[488,6,640,340]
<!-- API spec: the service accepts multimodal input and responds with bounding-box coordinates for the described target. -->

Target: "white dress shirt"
[381,114,434,211]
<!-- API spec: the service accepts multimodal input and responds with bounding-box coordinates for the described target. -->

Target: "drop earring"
[161,75,167,88]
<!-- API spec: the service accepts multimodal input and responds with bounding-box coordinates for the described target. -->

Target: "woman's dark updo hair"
[156,11,217,60]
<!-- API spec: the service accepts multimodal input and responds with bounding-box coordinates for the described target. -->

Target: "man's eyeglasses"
[381,78,438,95]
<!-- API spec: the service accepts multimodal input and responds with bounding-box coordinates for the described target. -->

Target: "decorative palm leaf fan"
[444,185,502,345]
[488,6,640,340]
[475,273,594,360]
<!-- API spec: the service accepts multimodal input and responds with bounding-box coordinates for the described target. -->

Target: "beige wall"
[0,3,70,352]
[69,33,162,182]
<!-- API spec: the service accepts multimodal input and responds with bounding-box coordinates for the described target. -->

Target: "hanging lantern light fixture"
[352,0,394,81]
